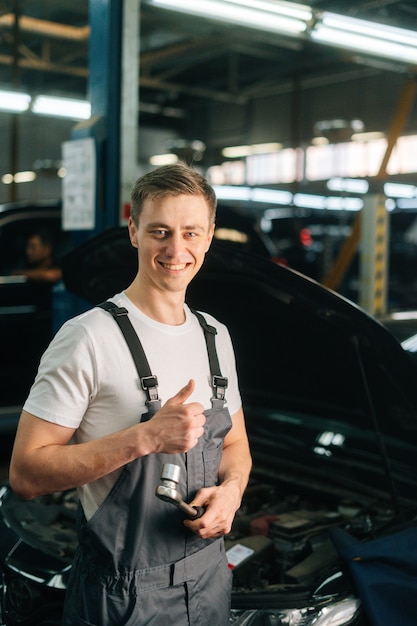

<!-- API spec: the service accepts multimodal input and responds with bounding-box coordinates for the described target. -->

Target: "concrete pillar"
[120,0,140,223]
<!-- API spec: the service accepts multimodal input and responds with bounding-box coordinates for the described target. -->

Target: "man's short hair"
[130,162,217,225]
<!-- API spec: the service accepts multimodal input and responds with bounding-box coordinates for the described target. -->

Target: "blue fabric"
[330,527,417,626]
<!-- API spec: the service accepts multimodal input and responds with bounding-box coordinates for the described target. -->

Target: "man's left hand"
[183,482,241,539]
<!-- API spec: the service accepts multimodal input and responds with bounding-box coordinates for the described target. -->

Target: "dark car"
[0,200,77,432]
[2,228,417,626]
[268,208,417,311]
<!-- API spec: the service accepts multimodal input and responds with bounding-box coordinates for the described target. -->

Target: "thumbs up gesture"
[144,379,206,455]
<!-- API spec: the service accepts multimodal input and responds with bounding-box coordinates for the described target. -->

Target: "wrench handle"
[179,501,205,519]
[191,505,205,519]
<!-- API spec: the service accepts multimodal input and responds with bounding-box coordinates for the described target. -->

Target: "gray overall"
[62,305,233,626]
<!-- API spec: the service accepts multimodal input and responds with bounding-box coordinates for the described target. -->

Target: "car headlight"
[229,597,361,625]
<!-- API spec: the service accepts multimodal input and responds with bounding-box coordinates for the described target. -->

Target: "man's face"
[128,194,214,295]
[26,235,52,267]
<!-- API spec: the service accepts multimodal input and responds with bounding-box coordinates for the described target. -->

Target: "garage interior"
[0,2,415,307]
[0,0,417,308]
[1,0,416,191]
[1,7,417,623]
[1,2,417,315]
[0,2,416,356]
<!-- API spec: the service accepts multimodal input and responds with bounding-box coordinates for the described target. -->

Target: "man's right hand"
[144,379,206,454]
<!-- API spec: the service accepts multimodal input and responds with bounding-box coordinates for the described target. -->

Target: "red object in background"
[249,515,279,536]
[299,228,313,247]
[122,202,131,222]
[272,256,288,266]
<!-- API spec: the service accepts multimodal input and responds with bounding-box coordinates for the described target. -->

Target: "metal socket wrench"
[155,463,205,519]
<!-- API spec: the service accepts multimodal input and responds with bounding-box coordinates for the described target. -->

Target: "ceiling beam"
[0,53,87,78]
[0,13,89,41]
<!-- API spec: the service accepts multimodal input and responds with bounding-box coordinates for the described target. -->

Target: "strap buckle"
[112,306,128,316]
[142,375,159,402]
[212,375,228,401]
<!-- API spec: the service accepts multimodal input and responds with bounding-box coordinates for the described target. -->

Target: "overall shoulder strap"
[190,308,228,403]
[96,301,160,409]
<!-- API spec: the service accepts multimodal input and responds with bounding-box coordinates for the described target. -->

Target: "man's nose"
[165,233,185,256]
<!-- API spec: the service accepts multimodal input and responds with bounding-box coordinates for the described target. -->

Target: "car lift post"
[55,0,140,327]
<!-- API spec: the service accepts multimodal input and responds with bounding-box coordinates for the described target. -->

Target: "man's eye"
[153,230,167,236]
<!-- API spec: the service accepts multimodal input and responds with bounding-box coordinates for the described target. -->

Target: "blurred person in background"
[12,229,62,284]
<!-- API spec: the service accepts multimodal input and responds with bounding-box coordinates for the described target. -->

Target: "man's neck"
[124,281,186,325]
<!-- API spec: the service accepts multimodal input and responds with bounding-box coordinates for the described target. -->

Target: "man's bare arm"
[9,380,206,500]
[11,267,63,284]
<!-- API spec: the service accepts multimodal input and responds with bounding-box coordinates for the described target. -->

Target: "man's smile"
[160,262,189,270]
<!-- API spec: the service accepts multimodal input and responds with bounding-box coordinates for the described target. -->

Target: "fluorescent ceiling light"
[147,1,417,65]
[0,91,91,119]
[14,171,37,183]
[314,118,364,135]
[263,208,295,220]
[213,185,252,201]
[319,12,417,47]
[312,12,417,64]
[213,185,292,204]
[0,90,31,113]
[396,198,417,209]
[311,136,329,145]
[384,182,417,198]
[225,0,312,21]
[222,142,282,158]
[251,187,292,204]
[391,311,417,321]
[327,196,363,211]
[327,177,369,194]
[294,193,326,209]
[32,96,91,120]
[222,145,253,159]
[2,170,36,184]
[148,0,310,35]
[293,193,363,211]
[351,131,385,142]
[149,153,179,165]
[214,186,363,210]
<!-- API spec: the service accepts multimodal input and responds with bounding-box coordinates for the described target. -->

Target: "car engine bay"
[0,472,399,614]
[227,477,397,593]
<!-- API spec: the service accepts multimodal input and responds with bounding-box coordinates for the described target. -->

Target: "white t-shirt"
[24,292,242,518]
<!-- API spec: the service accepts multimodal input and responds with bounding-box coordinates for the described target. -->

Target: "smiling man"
[9,162,252,626]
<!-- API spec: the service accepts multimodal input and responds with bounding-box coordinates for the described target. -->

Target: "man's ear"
[128,217,139,248]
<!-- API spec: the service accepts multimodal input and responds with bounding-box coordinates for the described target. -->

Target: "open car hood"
[61,227,417,508]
